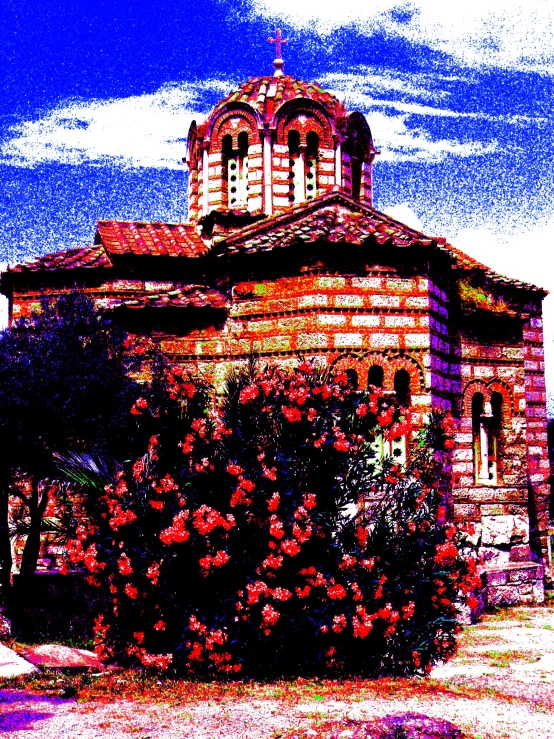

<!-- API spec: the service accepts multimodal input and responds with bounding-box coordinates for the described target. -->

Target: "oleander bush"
[60,361,480,678]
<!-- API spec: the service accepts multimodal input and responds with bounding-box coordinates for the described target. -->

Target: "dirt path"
[1,605,553,739]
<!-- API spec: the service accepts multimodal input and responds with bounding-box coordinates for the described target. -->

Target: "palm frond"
[53,450,114,491]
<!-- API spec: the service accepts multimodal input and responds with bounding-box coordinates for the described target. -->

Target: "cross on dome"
[268,28,288,77]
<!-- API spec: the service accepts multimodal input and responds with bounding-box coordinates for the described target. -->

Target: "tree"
[60,361,479,677]
[0,291,139,598]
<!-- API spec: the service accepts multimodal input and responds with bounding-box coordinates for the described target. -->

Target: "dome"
[208,74,349,129]
[185,72,378,222]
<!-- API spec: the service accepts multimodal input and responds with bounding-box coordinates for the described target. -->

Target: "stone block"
[334,294,364,307]
[351,277,382,288]
[317,314,346,325]
[369,333,399,348]
[481,514,529,546]
[334,333,363,347]
[351,315,380,327]
[485,569,508,586]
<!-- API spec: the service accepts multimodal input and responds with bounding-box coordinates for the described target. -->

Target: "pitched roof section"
[220,192,432,253]
[218,192,545,294]
[103,286,227,311]
[96,221,209,258]
[7,244,112,273]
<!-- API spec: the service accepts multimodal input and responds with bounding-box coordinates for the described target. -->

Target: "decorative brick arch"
[488,379,514,418]
[274,99,334,148]
[209,106,261,152]
[329,351,424,395]
[387,354,425,395]
[462,378,514,419]
[330,352,366,387]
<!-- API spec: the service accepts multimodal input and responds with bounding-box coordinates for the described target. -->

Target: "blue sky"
[1,0,554,411]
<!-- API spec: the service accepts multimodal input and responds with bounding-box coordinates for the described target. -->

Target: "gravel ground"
[1,605,553,739]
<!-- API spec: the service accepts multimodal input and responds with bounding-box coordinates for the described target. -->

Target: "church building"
[1,38,550,604]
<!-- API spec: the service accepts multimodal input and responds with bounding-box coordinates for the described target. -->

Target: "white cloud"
[253,0,554,72]
[320,71,548,125]
[0,82,231,170]
[317,70,444,102]
[367,110,498,161]
[382,204,424,231]
[0,74,499,169]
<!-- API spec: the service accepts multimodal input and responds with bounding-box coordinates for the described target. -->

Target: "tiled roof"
[210,75,348,124]
[7,244,112,273]
[3,195,544,296]
[103,286,227,310]
[218,192,545,294]
[219,192,434,254]
[96,221,209,258]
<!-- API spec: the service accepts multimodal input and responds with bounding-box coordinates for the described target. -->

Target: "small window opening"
[305,132,319,200]
[394,369,411,408]
[288,130,302,203]
[224,132,249,207]
[351,159,362,199]
[472,392,500,485]
[368,364,384,388]
[345,368,358,390]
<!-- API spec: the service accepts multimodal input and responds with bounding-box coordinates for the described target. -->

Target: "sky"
[1,0,553,411]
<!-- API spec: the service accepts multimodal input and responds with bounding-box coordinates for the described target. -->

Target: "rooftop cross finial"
[268,28,288,77]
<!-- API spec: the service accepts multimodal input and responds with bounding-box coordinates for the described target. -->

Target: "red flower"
[124,583,139,600]
[239,385,259,404]
[191,418,207,437]
[154,620,166,631]
[272,587,292,601]
[262,465,277,481]
[149,500,164,511]
[246,580,269,604]
[239,477,255,492]
[282,406,302,422]
[117,553,133,577]
[332,614,347,633]
[292,523,312,543]
[327,584,347,600]
[146,562,160,586]
[281,539,301,556]
[267,492,280,512]
[261,604,280,625]
[303,493,317,510]
[269,515,285,540]
[262,554,283,570]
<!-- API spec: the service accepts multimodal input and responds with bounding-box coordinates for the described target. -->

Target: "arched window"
[288,130,303,203]
[224,132,249,207]
[305,132,319,201]
[351,158,361,200]
[394,369,411,408]
[368,364,384,388]
[472,392,501,485]
[345,368,358,390]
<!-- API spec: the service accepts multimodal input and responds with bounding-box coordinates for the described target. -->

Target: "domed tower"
[185,40,379,221]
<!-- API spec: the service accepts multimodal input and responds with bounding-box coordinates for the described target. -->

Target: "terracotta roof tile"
[96,221,209,258]
[210,74,348,123]
[7,244,112,273]
[219,192,545,294]
[103,286,227,311]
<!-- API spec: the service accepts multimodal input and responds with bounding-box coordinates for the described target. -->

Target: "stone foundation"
[482,562,545,607]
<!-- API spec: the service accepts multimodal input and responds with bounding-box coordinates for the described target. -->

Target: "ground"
[0,604,553,738]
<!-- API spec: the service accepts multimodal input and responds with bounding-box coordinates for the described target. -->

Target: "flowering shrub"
[61,362,479,678]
